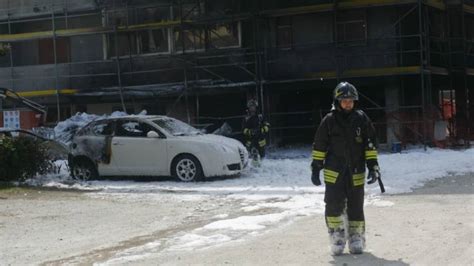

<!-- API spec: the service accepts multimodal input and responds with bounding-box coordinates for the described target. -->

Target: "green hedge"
[0,137,52,183]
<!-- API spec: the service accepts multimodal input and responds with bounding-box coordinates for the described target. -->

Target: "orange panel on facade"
[0,110,42,129]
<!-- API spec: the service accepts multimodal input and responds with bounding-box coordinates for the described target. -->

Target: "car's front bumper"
[203,147,248,177]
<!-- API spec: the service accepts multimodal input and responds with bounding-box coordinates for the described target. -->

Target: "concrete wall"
[266,7,400,80]
[0,50,10,68]
[12,40,39,66]
[166,101,196,124]
[385,85,400,146]
[70,35,104,62]
[86,103,117,115]
[0,64,70,90]
[293,13,333,44]
[0,60,119,91]
[67,15,104,63]
[342,7,398,69]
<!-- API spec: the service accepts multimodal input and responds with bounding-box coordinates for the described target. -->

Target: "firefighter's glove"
[311,160,323,186]
[367,165,381,185]
[243,128,251,137]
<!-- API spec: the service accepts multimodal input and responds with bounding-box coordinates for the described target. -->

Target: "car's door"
[74,120,116,176]
[110,119,168,176]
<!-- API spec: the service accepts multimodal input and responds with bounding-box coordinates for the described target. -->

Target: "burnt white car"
[68,115,248,181]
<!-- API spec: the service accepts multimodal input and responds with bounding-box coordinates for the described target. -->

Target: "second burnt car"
[68,115,248,182]
[0,128,68,160]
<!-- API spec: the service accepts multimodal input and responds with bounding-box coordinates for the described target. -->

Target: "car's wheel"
[172,154,203,182]
[71,158,98,181]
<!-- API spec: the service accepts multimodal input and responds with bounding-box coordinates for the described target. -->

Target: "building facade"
[0,0,473,147]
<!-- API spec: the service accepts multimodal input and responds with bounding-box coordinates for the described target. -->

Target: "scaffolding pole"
[7,0,14,91]
[114,26,127,113]
[334,0,340,82]
[418,0,427,149]
[461,0,471,144]
[52,6,61,122]
[257,18,265,115]
[184,68,191,124]
[196,93,200,125]
[252,15,260,106]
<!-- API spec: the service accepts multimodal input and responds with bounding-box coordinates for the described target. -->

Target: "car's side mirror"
[147,131,160,138]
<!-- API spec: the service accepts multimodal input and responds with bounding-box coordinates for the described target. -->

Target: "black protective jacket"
[312,109,379,186]
[242,114,270,145]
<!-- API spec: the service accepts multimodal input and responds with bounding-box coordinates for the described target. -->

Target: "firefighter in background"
[242,99,270,161]
[311,82,381,255]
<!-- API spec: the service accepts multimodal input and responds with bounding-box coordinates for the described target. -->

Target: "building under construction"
[0,0,473,148]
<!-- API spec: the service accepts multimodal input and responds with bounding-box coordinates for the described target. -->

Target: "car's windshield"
[152,118,201,136]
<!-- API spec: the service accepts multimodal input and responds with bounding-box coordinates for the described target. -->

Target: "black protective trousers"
[246,138,266,159]
[324,167,365,235]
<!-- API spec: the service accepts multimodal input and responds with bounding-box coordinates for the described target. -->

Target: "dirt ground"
[0,174,473,266]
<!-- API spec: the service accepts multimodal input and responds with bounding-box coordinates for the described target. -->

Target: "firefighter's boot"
[329,229,346,256]
[348,221,365,254]
[348,234,365,254]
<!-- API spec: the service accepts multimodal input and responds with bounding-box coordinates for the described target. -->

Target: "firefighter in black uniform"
[311,82,381,255]
[242,99,270,160]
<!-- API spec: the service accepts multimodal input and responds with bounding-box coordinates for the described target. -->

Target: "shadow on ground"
[330,252,409,266]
